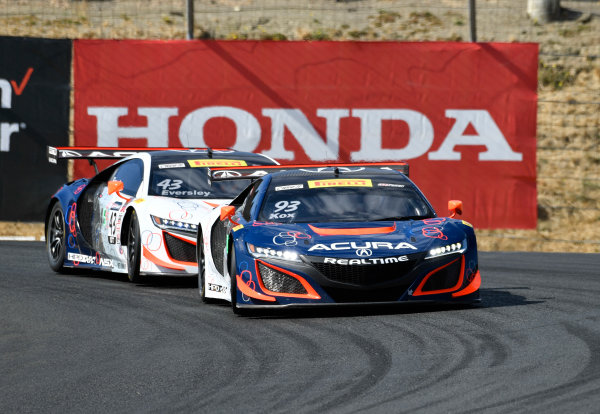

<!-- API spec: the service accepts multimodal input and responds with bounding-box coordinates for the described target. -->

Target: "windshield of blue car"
[149,166,251,199]
[257,176,435,223]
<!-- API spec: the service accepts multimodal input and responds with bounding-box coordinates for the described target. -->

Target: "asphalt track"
[1,241,599,413]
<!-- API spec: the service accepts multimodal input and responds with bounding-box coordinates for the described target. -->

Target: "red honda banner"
[74,40,538,229]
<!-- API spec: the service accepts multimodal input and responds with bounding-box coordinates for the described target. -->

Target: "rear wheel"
[46,203,66,272]
[127,210,142,283]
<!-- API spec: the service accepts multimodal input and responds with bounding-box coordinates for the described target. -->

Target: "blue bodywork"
[225,171,481,309]
[46,178,116,270]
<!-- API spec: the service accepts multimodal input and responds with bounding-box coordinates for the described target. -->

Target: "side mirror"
[107,180,130,201]
[220,206,240,226]
[107,180,124,195]
[448,200,463,218]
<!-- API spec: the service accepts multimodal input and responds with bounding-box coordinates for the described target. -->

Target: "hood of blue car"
[244,218,470,259]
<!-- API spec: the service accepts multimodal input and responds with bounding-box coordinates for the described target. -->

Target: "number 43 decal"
[157,179,183,190]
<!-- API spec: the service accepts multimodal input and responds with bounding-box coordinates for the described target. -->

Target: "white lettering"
[262,109,348,160]
[87,107,178,147]
[0,79,20,152]
[85,106,522,162]
[0,79,11,108]
[0,123,19,152]
[428,110,523,161]
[351,109,434,161]
[179,106,261,151]
[308,241,417,252]
[308,243,331,251]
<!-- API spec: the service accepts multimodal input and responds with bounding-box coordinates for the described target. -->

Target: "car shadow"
[63,269,198,289]
[242,287,543,319]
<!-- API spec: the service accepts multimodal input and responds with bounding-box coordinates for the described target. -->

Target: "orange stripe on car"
[142,246,186,271]
[308,223,396,236]
[452,270,481,297]
[236,275,276,302]
[413,256,465,296]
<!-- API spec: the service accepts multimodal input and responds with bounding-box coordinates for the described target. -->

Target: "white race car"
[45,147,278,282]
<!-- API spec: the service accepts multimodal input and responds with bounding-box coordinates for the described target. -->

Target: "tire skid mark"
[461,320,600,414]
[351,317,476,413]
[324,331,392,412]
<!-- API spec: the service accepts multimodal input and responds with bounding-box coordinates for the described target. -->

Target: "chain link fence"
[1,0,599,252]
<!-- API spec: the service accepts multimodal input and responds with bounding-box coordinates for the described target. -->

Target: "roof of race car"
[147,149,278,166]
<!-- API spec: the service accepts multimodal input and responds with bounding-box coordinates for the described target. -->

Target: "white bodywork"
[94,152,238,276]
[198,208,232,300]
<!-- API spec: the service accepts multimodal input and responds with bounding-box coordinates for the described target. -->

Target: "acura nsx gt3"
[197,164,481,313]
[45,147,278,282]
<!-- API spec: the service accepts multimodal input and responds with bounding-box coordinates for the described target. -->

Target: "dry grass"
[1,0,598,252]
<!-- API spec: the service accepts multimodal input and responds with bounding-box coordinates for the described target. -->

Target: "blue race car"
[199,164,481,314]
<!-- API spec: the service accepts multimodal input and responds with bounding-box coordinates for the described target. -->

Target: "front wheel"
[46,202,66,272]
[127,210,142,283]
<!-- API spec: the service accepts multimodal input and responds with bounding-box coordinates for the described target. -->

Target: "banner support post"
[469,0,477,42]
[186,0,194,40]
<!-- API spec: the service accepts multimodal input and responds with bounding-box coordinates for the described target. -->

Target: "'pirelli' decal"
[308,179,372,188]
[188,159,248,168]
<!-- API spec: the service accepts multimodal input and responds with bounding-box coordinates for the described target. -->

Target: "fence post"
[187,0,194,39]
[527,0,560,23]
[469,0,477,42]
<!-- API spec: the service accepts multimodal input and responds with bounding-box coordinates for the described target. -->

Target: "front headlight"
[246,242,301,262]
[426,240,466,259]
[151,215,197,233]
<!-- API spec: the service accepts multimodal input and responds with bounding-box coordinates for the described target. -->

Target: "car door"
[95,159,144,259]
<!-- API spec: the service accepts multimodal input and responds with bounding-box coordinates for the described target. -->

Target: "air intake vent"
[421,258,462,292]
[164,233,196,263]
[257,262,307,295]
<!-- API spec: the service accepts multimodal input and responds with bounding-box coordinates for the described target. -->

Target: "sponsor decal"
[208,283,227,293]
[462,220,473,227]
[308,241,417,252]
[158,162,185,169]
[67,252,113,267]
[355,248,372,257]
[273,231,311,246]
[74,184,86,194]
[275,184,304,191]
[232,224,244,232]
[422,227,448,240]
[161,189,211,197]
[212,170,242,178]
[187,159,247,168]
[378,183,405,188]
[323,255,409,265]
[108,201,123,211]
[308,179,372,188]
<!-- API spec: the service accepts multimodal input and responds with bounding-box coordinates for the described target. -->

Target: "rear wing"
[46,146,230,163]
[47,146,228,174]
[208,162,409,181]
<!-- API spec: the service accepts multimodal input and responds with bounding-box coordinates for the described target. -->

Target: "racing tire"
[126,210,143,283]
[228,241,243,315]
[46,202,67,273]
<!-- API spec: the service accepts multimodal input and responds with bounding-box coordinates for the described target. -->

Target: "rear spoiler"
[208,162,409,181]
[47,146,229,174]
[46,146,232,163]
